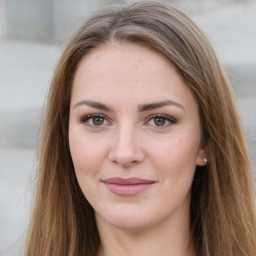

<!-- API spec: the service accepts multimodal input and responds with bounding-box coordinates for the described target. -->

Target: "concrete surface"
[0,1,255,255]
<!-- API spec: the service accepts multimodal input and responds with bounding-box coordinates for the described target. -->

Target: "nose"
[108,124,145,167]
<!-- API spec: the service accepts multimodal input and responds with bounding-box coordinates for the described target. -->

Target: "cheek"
[69,132,105,201]
[152,135,199,162]
[69,129,107,176]
[149,134,200,179]
[172,137,197,160]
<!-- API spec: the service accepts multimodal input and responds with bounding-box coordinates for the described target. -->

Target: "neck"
[96,207,193,256]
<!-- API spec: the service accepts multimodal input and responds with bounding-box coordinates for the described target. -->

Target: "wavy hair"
[25,1,256,255]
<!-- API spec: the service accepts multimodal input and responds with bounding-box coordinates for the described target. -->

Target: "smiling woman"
[24,1,256,256]
[69,43,205,246]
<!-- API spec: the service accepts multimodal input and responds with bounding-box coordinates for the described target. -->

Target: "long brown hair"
[25,1,256,255]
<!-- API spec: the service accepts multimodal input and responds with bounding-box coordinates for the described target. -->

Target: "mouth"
[102,177,155,196]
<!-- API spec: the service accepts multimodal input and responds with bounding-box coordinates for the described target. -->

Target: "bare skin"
[69,42,206,256]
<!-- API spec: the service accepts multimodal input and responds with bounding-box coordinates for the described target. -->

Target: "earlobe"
[196,147,208,166]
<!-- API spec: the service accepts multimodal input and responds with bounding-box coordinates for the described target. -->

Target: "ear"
[196,146,208,166]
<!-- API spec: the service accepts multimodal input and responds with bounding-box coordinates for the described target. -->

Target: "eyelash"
[79,114,176,128]
[146,114,176,128]
[79,114,110,128]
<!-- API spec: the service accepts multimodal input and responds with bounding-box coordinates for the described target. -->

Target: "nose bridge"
[109,121,144,166]
[115,121,137,155]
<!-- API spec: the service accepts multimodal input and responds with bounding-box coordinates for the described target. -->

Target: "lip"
[103,177,155,196]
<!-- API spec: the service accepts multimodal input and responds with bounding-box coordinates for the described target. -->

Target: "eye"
[146,114,176,128]
[80,114,111,127]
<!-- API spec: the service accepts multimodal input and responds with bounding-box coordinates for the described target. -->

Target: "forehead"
[71,42,198,111]
[74,42,174,81]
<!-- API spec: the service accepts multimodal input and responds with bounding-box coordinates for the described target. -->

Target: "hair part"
[25,1,256,256]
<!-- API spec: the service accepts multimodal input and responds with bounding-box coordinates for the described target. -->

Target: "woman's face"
[69,43,206,231]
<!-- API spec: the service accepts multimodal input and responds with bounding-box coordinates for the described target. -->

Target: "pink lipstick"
[103,177,155,196]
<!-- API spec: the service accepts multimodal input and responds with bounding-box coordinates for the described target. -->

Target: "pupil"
[154,117,165,126]
[93,117,104,125]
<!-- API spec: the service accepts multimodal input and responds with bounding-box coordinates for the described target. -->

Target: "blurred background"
[0,0,255,255]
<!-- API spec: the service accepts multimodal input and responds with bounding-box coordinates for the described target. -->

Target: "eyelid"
[79,114,111,127]
[145,114,177,127]
[80,113,104,122]
[79,113,176,128]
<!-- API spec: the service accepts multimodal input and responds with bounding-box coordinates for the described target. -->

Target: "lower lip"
[104,183,154,196]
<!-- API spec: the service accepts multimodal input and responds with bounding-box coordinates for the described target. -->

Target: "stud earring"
[203,158,208,163]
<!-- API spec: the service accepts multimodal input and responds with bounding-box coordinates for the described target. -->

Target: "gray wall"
[5,0,54,43]
[0,0,5,36]
[3,0,119,43]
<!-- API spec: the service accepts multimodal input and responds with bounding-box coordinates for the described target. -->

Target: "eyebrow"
[73,100,113,112]
[138,100,185,112]
[73,99,184,112]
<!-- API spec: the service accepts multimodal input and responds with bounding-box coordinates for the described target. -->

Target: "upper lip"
[103,177,155,185]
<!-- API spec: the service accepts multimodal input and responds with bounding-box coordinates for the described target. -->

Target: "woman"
[25,1,256,256]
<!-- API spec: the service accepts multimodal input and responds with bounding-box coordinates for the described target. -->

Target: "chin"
[109,218,152,231]
[96,208,155,231]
